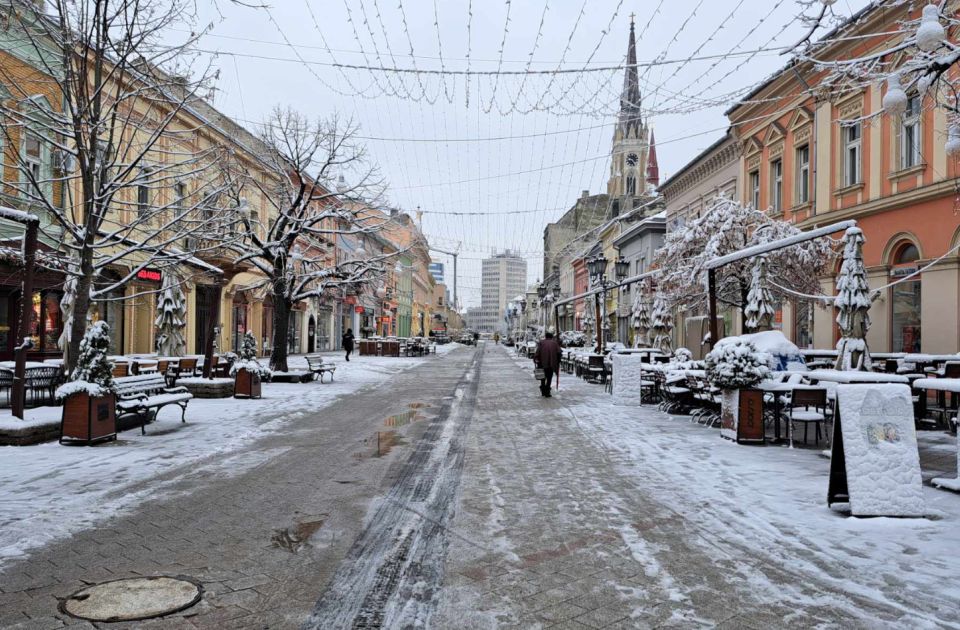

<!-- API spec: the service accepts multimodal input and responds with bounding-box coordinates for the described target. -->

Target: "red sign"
[136,268,162,282]
[355,306,364,314]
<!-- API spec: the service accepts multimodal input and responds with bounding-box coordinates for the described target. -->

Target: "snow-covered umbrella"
[834,227,873,371]
[631,279,651,348]
[155,273,187,357]
[744,255,775,332]
[649,294,673,354]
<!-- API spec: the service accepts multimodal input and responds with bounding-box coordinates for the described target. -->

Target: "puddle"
[353,431,404,459]
[272,517,326,553]
[385,410,420,428]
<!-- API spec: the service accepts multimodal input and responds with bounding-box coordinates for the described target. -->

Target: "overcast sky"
[193,0,870,309]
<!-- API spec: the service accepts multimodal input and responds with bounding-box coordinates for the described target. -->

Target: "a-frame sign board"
[827,384,925,517]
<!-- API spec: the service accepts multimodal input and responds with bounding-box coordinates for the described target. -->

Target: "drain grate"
[60,575,202,622]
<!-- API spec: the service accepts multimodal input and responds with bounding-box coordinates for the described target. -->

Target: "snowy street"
[2,343,959,629]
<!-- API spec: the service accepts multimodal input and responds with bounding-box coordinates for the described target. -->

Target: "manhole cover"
[60,576,202,622]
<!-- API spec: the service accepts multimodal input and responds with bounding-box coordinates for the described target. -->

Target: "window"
[173,181,187,215]
[770,159,783,212]
[796,145,810,204]
[843,122,862,187]
[891,243,921,353]
[625,175,636,197]
[137,169,152,215]
[749,170,760,209]
[794,300,813,348]
[900,94,922,170]
[23,132,42,184]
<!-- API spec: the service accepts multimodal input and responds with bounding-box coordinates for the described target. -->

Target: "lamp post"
[551,284,562,331]
[587,255,629,352]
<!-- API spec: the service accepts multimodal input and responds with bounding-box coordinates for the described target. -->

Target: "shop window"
[891,243,921,352]
[794,300,813,348]
[29,290,63,353]
[232,300,248,352]
[93,273,125,353]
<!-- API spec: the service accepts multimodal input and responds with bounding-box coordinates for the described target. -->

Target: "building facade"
[727,0,960,354]
[478,251,527,333]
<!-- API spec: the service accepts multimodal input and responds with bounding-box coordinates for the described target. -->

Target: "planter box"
[234,368,262,399]
[179,377,234,399]
[60,393,117,445]
[720,388,765,444]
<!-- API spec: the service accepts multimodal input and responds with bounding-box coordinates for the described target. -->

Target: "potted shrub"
[58,322,118,445]
[705,337,771,441]
[232,332,271,399]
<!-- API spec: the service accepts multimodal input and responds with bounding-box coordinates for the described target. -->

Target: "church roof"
[646,129,659,186]
[618,17,643,137]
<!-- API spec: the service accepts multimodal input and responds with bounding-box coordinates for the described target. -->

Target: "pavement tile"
[571,605,632,629]
[535,601,588,624]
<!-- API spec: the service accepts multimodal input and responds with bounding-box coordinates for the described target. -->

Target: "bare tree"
[0,0,245,370]
[230,107,391,373]
[652,195,835,316]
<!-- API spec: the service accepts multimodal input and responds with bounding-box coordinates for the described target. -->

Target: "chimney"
[581,190,589,199]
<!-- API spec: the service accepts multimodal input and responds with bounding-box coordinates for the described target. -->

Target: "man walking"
[533,327,561,398]
[342,328,355,361]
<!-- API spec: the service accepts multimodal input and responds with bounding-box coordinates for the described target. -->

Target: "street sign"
[136,268,162,282]
[828,384,924,516]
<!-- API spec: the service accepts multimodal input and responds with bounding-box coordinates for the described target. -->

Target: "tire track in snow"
[303,345,483,629]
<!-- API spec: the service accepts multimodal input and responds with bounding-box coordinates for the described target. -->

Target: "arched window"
[890,241,921,352]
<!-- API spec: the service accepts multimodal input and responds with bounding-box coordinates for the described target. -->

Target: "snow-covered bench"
[305,355,337,383]
[114,373,193,435]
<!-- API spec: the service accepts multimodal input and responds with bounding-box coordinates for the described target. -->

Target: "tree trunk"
[270,294,291,373]
[66,266,94,375]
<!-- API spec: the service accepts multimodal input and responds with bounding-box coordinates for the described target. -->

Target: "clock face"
[626,153,638,166]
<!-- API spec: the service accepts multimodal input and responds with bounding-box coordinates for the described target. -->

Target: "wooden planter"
[60,392,117,445]
[234,368,262,399]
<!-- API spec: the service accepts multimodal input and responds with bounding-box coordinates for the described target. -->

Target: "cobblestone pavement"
[0,346,479,629]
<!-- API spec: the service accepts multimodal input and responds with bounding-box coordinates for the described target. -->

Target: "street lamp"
[615,257,629,281]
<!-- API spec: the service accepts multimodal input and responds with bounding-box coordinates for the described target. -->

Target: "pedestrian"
[533,327,561,398]
[342,328,355,362]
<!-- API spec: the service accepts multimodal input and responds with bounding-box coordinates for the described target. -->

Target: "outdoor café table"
[806,369,909,385]
[755,380,821,444]
[913,378,960,429]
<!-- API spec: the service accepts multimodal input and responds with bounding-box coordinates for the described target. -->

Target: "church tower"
[607,16,652,212]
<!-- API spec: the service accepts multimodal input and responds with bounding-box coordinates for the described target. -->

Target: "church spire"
[646,129,659,187]
[619,15,642,137]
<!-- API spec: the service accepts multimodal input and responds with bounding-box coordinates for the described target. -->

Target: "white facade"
[478,251,527,333]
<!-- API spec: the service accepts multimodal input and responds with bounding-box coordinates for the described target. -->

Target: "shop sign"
[828,384,924,516]
[890,266,918,278]
[136,268,162,283]
[355,306,364,314]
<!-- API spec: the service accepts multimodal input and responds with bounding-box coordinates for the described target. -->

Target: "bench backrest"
[178,358,198,372]
[115,373,167,396]
[305,355,324,367]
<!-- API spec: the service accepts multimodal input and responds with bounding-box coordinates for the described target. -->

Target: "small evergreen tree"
[70,322,116,392]
[239,331,258,360]
[834,227,873,371]
[155,274,186,357]
[650,294,674,354]
[631,279,652,348]
[744,255,776,332]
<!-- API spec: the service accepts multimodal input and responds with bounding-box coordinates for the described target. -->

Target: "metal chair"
[0,368,13,406]
[789,388,828,446]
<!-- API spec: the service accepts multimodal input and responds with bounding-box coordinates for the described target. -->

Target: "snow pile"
[230,359,272,379]
[705,337,771,389]
[611,354,648,406]
[738,330,807,371]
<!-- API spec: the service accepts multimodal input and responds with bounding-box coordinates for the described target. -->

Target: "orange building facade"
[727,1,960,354]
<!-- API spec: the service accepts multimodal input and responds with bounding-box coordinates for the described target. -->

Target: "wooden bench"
[305,355,337,383]
[114,373,193,435]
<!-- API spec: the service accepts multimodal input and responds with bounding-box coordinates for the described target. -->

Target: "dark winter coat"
[534,337,561,371]
[342,332,355,351]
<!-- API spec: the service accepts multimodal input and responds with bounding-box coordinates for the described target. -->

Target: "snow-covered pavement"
[0,349,455,568]
[434,345,960,629]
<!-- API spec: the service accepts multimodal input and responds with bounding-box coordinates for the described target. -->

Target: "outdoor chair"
[659,374,694,415]
[788,388,828,446]
[26,366,61,407]
[0,368,12,406]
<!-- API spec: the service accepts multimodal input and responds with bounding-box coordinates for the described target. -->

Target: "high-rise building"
[428,261,444,284]
[478,250,527,333]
